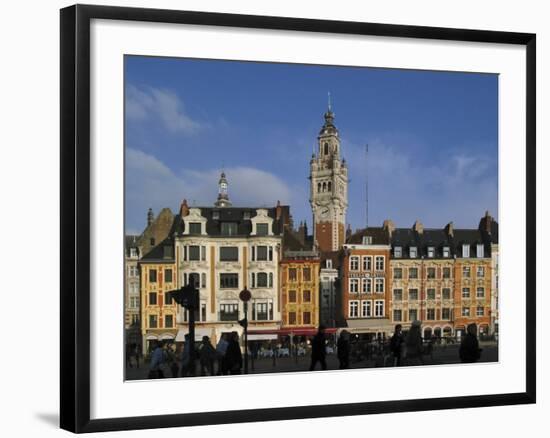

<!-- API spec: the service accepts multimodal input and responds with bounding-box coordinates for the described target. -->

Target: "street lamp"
[166,282,199,376]
[239,286,251,374]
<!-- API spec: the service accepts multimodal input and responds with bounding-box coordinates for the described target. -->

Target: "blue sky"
[125,56,498,235]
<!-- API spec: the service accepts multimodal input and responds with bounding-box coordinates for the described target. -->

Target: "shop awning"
[159,333,175,340]
[248,333,278,341]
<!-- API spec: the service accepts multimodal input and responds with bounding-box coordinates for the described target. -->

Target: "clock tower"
[309,103,348,253]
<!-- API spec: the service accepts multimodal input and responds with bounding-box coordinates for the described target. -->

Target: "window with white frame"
[130,248,138,258]
[393,267,402,279]
[462,287,470,298]
[443,267,451,279]
[410,246,418,258]
[128,266,138,277]
[426,308,435,320]
[326,259,333,269]
[462,307,470,317]
[362,256,372,271]
[409,308,418,321]
[427,267,436,279]
[350,256,360,270]
[375,278,384,293]
[409,289,419,300]
[362,278,371,294]
[394,246,402,258]
[442,288,451,300]
[476,287,485,298]
[349,300,359,318]
[427,288,436,300]
[462,244,470,258]
[462,266,471,278]
[476,244,485,258]
[442,246,450,258]
[409,267,418,279]
[374,300,384,317]
[442,308,451,320]
[476,306,484,316]
[349,278,359,293]
[361,300,372,317]
[253,245,273,261]
[375,256,384,271]
[477,266,485,277]
[427,247,435,258]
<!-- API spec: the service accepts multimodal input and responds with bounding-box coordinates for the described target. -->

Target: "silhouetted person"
[337,330,351,369]
[148,341,166,379]
[199,336,217,376]
[180,334,194,377]
[216,333,229,375]
[309,325,328,371]
[459,323,482,363]
[390,324,404,366]
[225,332,243,375]
[405,320,424,365]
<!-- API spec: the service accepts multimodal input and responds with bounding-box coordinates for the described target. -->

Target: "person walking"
[148,341,166,379]
[405,320,424,366]
[199,336,217,376]
[216,333,230,375]
[390,324,404,366]
[225,332,243,375]
[337,330,351,369]
[180,334,195,377]
[459,323,482,363]
[309,325,328,371]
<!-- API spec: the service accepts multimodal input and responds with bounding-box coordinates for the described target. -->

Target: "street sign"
[239,288,251,302]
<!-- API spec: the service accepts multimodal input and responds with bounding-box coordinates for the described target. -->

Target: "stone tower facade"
[309,106,348,253]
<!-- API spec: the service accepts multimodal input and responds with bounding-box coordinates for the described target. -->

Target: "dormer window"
[188,222,202,235]
[326,259,333,269]
[130,248,138,258]
[221,222,238,236]
[476,244,485,258]
[442,246,450,258]
[427,247,435,258]
[409,246,417,258]
[462,244,470,258]
[394,246,402,258]
[256,223,269,236]
[362,236,372,245]
[212,211,220,220]
[243,211,251,220]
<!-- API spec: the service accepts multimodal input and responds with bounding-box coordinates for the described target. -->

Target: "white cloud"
[125,148,295,232]
[126,85,201,134]
[342,138,498,229]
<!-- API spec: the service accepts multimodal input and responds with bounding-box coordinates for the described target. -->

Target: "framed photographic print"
[60,4,536,433]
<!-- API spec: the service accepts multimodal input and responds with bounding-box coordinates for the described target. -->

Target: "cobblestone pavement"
[125,342,498,381]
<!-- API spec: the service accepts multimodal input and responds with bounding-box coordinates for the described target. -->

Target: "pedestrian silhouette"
[309,325,328,371]
[199,335,217,376]
[405,320,424,366]
[459,323,482,363]
[148,341,166,379]
[337,330,351,369]
[390,324,404,366]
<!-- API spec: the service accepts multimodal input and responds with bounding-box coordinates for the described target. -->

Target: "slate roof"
[346,227,390,245]
[175,205,290,237]
[140,238,175,262]
[124,235,139,257]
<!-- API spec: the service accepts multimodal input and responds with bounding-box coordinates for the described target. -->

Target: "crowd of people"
[144,322,484,378]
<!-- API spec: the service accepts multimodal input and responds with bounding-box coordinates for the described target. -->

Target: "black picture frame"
[60,4,536,433]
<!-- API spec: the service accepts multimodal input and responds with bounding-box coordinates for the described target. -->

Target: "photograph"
[123,56,499,380]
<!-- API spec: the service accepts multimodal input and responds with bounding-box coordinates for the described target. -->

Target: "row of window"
[287,290,312,303]
[392,286,486,300]
[287,267,312,282]
[391,306,485,322]
[187,221,271,236]
[394,244,485,259]
[349,255,385,271]
[181,272,276,290]
[349,278,385,294]
[349,300,385,318]
[392,265,485,279]
[287,311,312,325]
[180,245,275,262]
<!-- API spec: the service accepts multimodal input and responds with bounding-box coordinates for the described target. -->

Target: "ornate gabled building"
[310,106,348,253]
[173,173,291,344]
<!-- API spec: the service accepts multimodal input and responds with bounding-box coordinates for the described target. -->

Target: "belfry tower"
[214,171,232,207]
[309,99,348,252]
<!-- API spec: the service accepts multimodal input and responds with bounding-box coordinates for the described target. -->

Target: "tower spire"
[214,170,232,207]
[328,91,332,111]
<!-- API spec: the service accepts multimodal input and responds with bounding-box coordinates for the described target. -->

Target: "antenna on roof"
[365,143,369,229]
[328,91,332,111]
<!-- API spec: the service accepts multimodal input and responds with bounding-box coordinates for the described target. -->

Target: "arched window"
[324,142,329,155]
[327,181,332,192]
[322,182,327,192]
[317,182,321,193]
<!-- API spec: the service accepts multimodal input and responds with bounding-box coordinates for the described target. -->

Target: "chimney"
[346,223,352,241]
[147,208,154,227]
[276,200,282,220]
[383,219,395,237]
[179,199,190,217]
[445,221,454,238]
[479,210,493,234]
[413,220,424,235]
[297,221,306,245]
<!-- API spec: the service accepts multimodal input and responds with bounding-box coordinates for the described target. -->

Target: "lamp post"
[239,287,251,374]
[166,282,199,376]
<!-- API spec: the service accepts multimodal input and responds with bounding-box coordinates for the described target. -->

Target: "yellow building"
[280,250,320,335]
[139,240,177,353]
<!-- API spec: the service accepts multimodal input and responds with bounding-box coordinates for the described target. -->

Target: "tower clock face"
[320,207,330,219]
